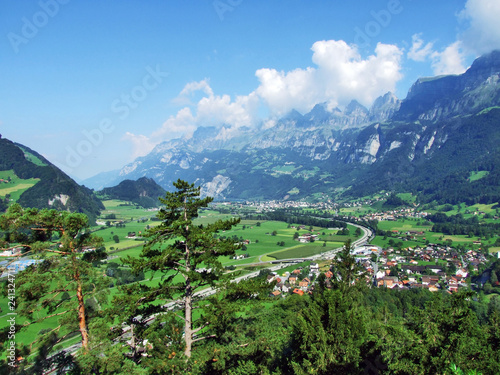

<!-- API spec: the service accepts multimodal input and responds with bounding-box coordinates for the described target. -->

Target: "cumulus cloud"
[256,40,403,114]
[406,35,466,76]
[408,34,434,62]
[152,107,197,140]
[172,79,214,106]
[459,0,500,54]
[122,81,260,157]
[431,41,467,75]
[406,0,500,76]
[196,91,259,128]
[122,132,157,160]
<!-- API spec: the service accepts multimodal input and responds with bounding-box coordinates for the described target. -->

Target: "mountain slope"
[83,50,500,204]
[0,136,104,220]
[97,177,166,208]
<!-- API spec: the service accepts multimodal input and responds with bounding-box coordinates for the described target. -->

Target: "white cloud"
[431,41,467,75]
[152,107,197,139]
[172,79,213,106]
[122,132,157,160]
[408,34,434,62]
[255,66,319,115]
[459,0,500,54]
[255,40,403,114]
[123,107,197,159]
[406,0,500,76]
[123,82,260,156]
[178,79,214,98]
[196,91,259,128]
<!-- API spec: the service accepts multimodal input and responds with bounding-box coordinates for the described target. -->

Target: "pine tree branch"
[192,334,216,343]
[192,321,209,334]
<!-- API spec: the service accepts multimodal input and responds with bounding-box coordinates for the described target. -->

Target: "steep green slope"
[97,177,166,208]
[0,137,104,220]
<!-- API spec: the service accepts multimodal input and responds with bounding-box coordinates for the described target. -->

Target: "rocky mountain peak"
[345,100,369,115]
[369,92,401,122]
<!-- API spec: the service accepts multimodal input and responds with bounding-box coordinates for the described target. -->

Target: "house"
[281,283,291,293]
[289,277,297,285]
[456,268,468,278]
[293,288,304,296]
[379,276,399,288]
[299,281,309,288]
[325,271,333,279]
[271,290,281,297]
[422,276,440,286]
[310,263,320,274]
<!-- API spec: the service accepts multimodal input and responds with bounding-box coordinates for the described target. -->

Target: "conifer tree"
[0,204,107,371]
[125,179,241,359]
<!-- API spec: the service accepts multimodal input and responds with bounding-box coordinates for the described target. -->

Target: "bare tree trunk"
[184,280,193,358]
[75,269,89,352]
[183,199,193,358]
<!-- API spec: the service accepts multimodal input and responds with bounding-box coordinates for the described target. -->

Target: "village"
[266,241,490,298]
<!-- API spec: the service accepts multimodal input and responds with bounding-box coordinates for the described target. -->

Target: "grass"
[469,171,490,182]
[0,170,40,201]
[219,220,360,266]
[490,247,500,254]
[17,146,48,167]
[266,242,343,260]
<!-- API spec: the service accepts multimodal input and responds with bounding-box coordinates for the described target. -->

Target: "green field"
[17,146,48,167]
[469,170,490,182]
[372,216,496,249]
[0,170,39,201]
[265,242,343,260]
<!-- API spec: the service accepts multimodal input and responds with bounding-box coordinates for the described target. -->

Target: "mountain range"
[82,50,500,205]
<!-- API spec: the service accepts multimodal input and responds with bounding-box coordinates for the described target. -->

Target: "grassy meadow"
[0,170,40,202]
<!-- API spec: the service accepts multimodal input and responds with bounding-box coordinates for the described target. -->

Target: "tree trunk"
[75,271,89,352]
[184,280,193,358]
[183,201,193,358]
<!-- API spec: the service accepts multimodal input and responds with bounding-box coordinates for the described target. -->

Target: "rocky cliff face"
[83,51,500,202]
[396,50,500,122]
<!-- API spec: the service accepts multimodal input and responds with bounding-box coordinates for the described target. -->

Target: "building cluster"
[360,244,487,293]
[268,263,321,297]
[266,239,489,298]
[364,208,429,222]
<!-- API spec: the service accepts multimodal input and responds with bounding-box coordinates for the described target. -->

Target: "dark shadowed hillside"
[97,177,166,208]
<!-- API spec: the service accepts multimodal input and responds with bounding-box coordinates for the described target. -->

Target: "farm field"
[101,218,360,267]
[215,220,359,266]
[372,217,495,249]
[0,170,39,201]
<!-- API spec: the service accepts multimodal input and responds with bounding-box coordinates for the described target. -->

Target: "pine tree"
[0,204,107,371]
[124,179,241,359]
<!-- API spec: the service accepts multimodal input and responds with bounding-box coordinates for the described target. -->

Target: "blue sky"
[1,0,500,181]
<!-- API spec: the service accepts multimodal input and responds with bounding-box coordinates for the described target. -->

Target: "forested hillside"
[0,137,104,221]
[97,177,166,208]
